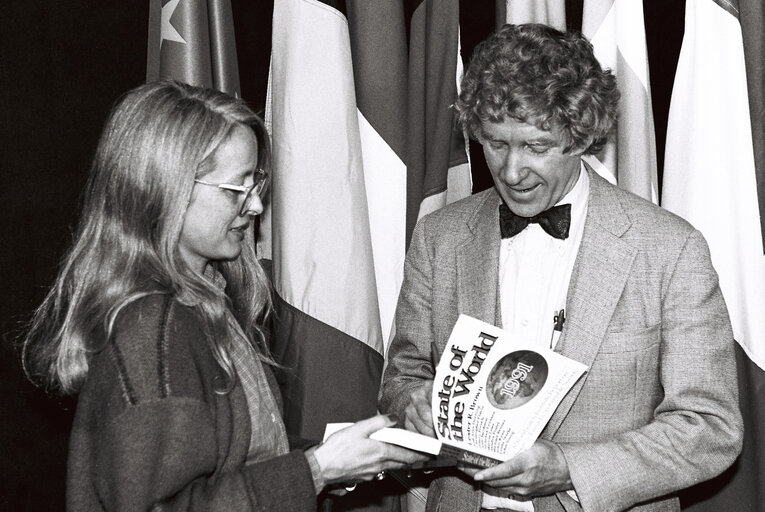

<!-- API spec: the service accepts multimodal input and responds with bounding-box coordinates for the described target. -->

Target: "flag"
[405,0,472,245]
[347,0,410,357]
[266,2,410,509]
[266,0,402,442]
[147,0,240,95]
[265,1,472,509]
[662,0,765,510]
[498,0,566,30]
[392,2,474,508]
[581,0,658,203]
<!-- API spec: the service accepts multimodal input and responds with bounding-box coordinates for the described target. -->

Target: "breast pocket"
[561,324,662,439]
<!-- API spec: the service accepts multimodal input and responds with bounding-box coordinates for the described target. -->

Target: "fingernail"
[386,414,400,426]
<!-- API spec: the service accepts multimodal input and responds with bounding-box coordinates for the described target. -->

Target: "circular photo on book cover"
[486,350,548,409]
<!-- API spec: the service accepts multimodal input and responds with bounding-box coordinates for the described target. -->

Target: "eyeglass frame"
[193,168,270,216]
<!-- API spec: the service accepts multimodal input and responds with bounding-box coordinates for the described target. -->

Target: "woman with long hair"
[22,80,423,510]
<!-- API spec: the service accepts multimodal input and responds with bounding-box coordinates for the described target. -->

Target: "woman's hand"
[313,414,429,485]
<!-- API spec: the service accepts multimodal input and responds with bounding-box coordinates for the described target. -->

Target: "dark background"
[0,1,683,509]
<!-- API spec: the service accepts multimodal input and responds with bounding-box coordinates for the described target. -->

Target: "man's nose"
[500,149,528,184]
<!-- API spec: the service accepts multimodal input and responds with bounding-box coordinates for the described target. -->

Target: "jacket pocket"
[599,323,660,354]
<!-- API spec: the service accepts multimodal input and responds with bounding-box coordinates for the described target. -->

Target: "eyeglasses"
[194,168,270,216]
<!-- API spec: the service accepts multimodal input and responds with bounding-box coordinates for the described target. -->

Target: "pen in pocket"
[550,308,566,348]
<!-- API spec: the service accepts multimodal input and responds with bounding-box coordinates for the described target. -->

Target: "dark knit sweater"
[66,294,316,511]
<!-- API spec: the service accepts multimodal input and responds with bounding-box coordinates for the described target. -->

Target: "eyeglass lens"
[239,171,269,215]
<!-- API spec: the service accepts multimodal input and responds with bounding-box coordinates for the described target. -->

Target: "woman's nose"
[241,193,264,217]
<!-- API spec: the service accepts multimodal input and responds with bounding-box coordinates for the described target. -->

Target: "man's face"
[479,118,582,218]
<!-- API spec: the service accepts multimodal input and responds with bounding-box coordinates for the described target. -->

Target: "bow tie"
[499,203,571,240]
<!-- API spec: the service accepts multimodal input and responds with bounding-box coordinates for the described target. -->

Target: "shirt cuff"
[304,446,326,495]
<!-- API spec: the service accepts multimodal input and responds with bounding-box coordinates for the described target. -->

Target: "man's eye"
[527,144,549,154]
[489,141,506,150]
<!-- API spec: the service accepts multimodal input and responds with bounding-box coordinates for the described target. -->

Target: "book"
[326,314,588,468]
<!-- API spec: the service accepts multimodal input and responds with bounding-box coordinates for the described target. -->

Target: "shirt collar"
[557,160,589,229]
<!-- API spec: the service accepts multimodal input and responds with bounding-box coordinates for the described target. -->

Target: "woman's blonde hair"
[22,80,272,395]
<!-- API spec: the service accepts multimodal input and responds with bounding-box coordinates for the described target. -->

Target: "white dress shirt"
[482,162,589,511]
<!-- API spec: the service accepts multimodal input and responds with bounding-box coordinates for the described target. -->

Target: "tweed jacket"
[67,294,317,511]
[380,169,743,512]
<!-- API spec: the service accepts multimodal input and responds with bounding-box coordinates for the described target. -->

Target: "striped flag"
[265,3,411,509]
[662,1,765,510]
[581,0,658,203]
[405,0,472,244]
[394,3,474,508]
[266,0,400,446]
[263,0,476,441]
[348,0,410,356]
[499,0,565,30]
[264,1,472,509]
[147,0,240,95]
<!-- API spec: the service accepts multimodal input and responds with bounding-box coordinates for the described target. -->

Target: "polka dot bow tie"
[498,203,571,240]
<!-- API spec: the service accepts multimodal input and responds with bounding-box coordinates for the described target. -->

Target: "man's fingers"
[474,458,524,482]
[403,411,432,436]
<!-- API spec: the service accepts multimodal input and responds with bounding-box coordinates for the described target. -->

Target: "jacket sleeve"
[91,397,317,511]
[558,230,743,511]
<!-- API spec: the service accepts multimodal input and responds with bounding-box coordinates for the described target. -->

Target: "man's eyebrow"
[526,133,559,145]
[478,128,496,140]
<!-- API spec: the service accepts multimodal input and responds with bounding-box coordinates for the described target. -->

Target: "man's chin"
[499,198,548,218]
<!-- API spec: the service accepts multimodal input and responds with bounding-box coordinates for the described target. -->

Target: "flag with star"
[147,0,240,95]
[662,0,765,510]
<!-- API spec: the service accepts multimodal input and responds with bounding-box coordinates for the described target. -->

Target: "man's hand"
[403,380,435,436]
[462,439,573,498]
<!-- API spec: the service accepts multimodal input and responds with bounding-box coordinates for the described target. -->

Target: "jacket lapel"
[543,170,638,438]
[456,190,503,326]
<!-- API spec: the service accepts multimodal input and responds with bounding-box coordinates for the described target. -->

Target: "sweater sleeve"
[91,396,317,511]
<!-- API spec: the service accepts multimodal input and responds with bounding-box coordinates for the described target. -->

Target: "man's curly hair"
[455,23,620,155]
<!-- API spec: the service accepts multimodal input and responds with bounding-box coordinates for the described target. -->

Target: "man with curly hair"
[380,24,742,512]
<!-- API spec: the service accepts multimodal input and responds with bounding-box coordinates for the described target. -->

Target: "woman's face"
[178,125,263,274]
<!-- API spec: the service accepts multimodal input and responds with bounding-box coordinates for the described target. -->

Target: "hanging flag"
[581,0,658,203]
[265,2,414,509]
[499,0,565,30]
[662,1,765,510]
[346,0,410,355]
[266,0,393,444]
[264,0,475,446]
[405,0,472,245]
[147,0,240,95]
[394,3,474,508]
